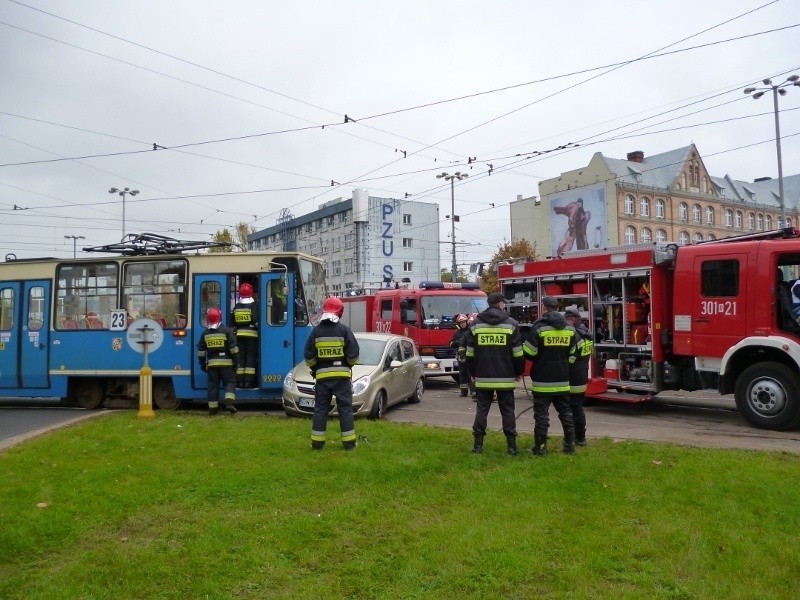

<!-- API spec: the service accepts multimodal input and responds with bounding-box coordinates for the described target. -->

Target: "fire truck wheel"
[734,363,800,431]
[408,378,424,404]
[368,390,387,420]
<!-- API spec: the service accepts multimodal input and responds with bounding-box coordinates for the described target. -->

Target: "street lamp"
[744,74,800,228]
[64,235,85,258]
[436,171,468,282]
[109,186,139,239]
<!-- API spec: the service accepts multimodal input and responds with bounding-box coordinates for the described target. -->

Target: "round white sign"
[125,318,164,354]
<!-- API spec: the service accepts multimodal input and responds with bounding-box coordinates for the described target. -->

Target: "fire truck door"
[688,254,747,357]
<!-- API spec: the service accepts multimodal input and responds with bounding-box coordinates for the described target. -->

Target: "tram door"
[259,272,295,393]
[0,280,50,389]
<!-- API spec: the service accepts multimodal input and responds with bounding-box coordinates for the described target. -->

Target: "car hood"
[293,362,377,382]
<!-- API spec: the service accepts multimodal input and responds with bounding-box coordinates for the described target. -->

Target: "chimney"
[753,177,772,183]
[627,150,645,163]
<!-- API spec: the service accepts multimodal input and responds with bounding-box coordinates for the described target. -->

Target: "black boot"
[575,429,587,446]
[563,430,575,455]
[343,440,357,451]
[530,433,547,456]
[460,388,469,397]
[507,437,518,456]
[472,436,484,454]
[224,403,238,415]
[311,440,324,450]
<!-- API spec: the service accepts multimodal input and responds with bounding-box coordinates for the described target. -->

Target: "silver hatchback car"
[282,332,424,419]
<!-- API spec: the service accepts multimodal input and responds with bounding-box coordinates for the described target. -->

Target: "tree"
[209,222,255,253]
[480,239,538,294]
[440,268,470,283]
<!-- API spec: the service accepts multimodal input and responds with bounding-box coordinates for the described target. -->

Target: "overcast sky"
[1,0,798,267]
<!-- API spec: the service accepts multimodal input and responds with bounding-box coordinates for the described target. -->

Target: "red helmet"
[206,307,222,325]
[239,282,253,298]
[456,314,468,325]
[322,296,344,318]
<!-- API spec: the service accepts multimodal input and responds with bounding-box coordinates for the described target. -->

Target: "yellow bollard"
[138,364,155,419]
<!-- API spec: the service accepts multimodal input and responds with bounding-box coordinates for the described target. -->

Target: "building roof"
[602,145,692,189]
[712,173,800,212]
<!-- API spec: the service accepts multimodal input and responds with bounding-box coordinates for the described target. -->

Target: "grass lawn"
[1,411,798,599]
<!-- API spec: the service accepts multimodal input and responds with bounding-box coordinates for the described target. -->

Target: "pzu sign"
[382,202,394,287]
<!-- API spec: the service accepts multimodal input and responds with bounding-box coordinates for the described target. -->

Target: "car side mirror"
[389,359,403,369]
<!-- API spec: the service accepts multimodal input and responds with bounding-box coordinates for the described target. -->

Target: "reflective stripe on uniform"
[316,367,351,379]
[570,384,588,394]
[531,380,570,393]
[475,378,517,389]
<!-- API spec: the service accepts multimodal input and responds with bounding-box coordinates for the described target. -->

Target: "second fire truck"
[499,228,800,431]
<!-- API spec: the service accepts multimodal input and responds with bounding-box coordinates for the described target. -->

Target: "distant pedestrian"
[564,306,592,446]
[197,307,239,416]
[450,314,475,397]
[523,296,577,455]
[465,292,525,455]
[304,296,360,450]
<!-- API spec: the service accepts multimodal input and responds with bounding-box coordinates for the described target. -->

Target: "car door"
[383,340,404,406]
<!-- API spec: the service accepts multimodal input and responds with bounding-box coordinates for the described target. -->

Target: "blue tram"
[0,234,326,408]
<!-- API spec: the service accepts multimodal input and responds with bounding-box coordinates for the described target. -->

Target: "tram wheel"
[153,379,181,410]
[72,379,104,409]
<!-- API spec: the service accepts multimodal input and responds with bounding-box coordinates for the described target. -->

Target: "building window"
[625,195,634,215]
[624,226,636,245]
[748,213,755,231]
[765,215,772,230]
[403,261,413,272]
[725,209,733,227]
[787,218,793,227]
[702,176,708,194]
[332,260,341,276]
[656,228,668,243]
[679,231,689,245]
[679,202,688,222]
[735,211,743,228]
[402,237,412,248]
[706,233,716,241]
[706,206,714,226]
[656,199,665,219]
[693,232,703,243]
[305,223,312,233]
[345,258,355,274]
[692,204,701,223]
[321,240,329,254]
[344,234,355,250]
[315,220,322,230]
[640,227,652,243]
[640,197,650,217]
[756,214,763,231]
[690,162,700,186]
[403,214,412,225]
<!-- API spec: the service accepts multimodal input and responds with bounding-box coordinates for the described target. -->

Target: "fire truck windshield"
[420,295,488,329]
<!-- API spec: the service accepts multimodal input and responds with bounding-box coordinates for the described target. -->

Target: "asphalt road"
[3,379,800,453]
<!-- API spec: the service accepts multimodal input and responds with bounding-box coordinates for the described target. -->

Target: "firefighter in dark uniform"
[564,306,592,446]
[465,292,525,455]
[523,296,577,455]
[197,307,239,416]
[231,282,259,388]
[450,314,475,397]
[304,296,360,450]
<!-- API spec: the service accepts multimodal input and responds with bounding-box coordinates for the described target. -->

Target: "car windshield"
[356,338,389,366]
[420,294,488,329]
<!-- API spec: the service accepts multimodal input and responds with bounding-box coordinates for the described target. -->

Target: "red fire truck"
[340,282,487,378]
[498,228,800,431]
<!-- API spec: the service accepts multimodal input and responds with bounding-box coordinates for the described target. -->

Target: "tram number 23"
[700,300,737,316]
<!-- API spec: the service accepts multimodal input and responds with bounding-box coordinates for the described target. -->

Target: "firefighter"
[523,296,577,455]
[564,306,592,446]
[450,314,474,397]
[465,292,525,455]
[197,307,239,416]
[231,282,259,388]
[304,296,360,450]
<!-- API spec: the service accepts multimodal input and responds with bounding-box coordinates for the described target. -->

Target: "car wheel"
[408,377,424,404]
[368,390,387,419]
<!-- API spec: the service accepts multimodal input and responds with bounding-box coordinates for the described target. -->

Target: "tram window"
[268,279,287,325]
[122,260,187,328]
[0,287,14,330]
[56,263,117,330]
[199,281,222,328]
[28,286,44,331]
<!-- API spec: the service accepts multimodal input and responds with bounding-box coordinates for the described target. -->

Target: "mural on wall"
[549,184,607,256]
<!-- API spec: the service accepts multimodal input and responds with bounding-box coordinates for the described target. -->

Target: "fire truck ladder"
[83,233,232,256]
[695,227,799,245]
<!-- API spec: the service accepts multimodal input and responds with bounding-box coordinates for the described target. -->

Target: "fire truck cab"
[499,228,800,431]
[340,282,487,378]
